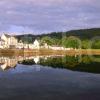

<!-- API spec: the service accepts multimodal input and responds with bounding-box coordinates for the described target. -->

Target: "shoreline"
[0,49,100,56]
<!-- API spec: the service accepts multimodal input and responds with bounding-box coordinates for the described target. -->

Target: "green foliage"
[92,40,100,49]
[62,36,81,48]
[41,36,54,45]
[41,36,61,46]
[82,40,90,49]
[16,28,100,49]
[21,36,33,44]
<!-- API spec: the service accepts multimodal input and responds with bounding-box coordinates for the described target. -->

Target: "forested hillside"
[16,28,100,41]
[16,28,100,49]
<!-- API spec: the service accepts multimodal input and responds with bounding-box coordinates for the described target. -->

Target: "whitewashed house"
[48,45,74,51]
[1,34,18,48]
[28,44,34,49]
[41,43,49,49]
[49,46,66,50]
[16,39,40,49]
[0,38,5,49]
[33,39,40,49]
[17,40,24,49]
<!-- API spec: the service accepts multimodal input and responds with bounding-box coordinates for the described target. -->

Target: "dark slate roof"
[3,34,17,39]
[4,34,11,38]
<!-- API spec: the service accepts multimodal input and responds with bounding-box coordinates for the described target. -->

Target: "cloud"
[0,0,100,34]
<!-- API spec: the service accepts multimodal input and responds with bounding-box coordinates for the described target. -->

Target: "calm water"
[0,55,100,100]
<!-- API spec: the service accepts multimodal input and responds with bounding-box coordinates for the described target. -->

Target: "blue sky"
[0,0,100,35]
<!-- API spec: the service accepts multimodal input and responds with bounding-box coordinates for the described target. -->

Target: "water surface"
[0,55,100,100]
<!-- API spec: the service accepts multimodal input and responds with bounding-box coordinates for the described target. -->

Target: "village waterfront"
[0,34,100,100]
[1,0,100,99]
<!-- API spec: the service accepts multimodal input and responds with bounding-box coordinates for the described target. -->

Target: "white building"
[49,45,74,51]
[0,34,18,48]
[33,39,40,49]
[41,43,49,49]
[49,46,65,50]
[0,38,5,48]
[16,40,24,49]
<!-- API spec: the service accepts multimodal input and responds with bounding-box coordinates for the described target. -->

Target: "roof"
[3,34,17,38]
[33,39,39,44]
[4,34,11,38]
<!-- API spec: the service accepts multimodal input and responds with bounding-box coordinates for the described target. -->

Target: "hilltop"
[16,28,100,42]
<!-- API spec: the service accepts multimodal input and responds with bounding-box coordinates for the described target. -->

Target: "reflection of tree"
[39,55,100,74]
[82,56,92,64]
[0,55,100,73]
[40,57,63,68]
[64,55,100,74]
[39,56,80,68]
[20,59,35,65]
[62,56,80,67]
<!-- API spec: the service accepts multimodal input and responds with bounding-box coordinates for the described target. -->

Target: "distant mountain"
[16,28,100,42]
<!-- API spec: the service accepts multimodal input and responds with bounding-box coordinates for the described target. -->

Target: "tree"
[92,40,100,49]
[82,40,90,49]
[41,36,54,45]
[62,36,81,49]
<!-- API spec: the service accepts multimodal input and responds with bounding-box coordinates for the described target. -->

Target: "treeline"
[40,36,100,49]
[16,28,100,49]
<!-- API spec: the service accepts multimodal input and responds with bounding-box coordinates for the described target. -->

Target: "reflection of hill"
[39,56,80,69]
[66,62,100,74]
[39,55,100,74]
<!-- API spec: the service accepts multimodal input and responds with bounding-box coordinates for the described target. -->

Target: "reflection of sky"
[8,64,42,74]
[0,56,100,100]
[0,0,100,34]
[0,55,100,100]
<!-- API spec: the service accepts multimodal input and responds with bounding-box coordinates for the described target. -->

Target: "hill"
[16,28,100,42]
[39,28,100,39]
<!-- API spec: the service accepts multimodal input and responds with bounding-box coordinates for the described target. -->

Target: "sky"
[0,0,100,35]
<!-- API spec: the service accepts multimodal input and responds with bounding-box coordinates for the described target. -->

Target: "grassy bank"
[0,49,100,56]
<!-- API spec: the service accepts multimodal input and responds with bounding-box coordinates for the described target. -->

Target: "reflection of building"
[0,55,67,71]
[0,58,17,70]
[33,56,40,64]
[0,56,40,70]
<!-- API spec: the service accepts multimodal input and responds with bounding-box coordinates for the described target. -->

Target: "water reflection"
[0,55,100,74]
[0,55,62,70]
[0,56,38,70]
[39,55,100,74]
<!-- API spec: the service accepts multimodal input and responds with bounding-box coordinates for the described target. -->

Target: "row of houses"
[0,34,74,50]
[0,34,40,49]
